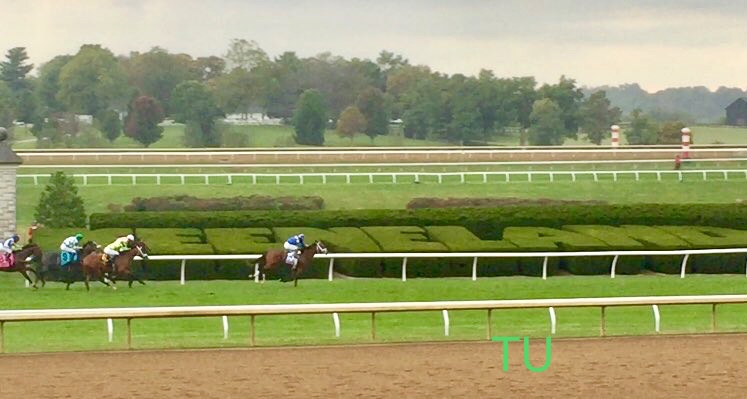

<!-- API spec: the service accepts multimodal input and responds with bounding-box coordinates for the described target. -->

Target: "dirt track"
[2,334,746,399]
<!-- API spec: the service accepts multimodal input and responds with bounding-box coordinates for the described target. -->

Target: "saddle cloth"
[60,252,79,267]
[0,253,15,269]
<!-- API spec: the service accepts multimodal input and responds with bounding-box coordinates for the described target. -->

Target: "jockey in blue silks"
[1,234,20,265]
[283,233,305,269]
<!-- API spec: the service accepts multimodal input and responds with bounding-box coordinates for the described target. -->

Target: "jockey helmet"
[126,234,135,241]
[12,234,19,242]
[75,233,84,240]
[299,233,304,239]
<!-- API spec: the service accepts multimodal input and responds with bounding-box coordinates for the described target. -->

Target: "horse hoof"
[112,286,117,290]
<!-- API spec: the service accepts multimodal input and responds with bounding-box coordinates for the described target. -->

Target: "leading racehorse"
[81,240,150,291]
[0,243,43,288]
[251,240,328,287]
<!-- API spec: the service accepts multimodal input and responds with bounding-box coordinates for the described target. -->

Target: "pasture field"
[1,274,747,353]
[15,179,747,230]
[11,123,747,149]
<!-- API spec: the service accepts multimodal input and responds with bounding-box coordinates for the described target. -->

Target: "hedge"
[89,204,747,234]
[123,195,324,212]
[30,222,747,280]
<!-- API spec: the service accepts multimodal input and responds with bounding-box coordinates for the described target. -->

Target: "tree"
[293,89,326,146]
[170,81,224,147]
[355,87,389,142]
[579,90,622,145]
[658,121,687,144]
[34,172,86,228]
[194,56,226,80]
[538,76,584,135]
[213,67,258,116]
[57,45,129,115]
[0,47,34,93]
[336,105,366,142]
[0,82,14,128]
[125,47,197,114]
[624,109,658,145]
[37,55,72,113]
[0,47,36,122]
[124,96,164,147]
[95,109,122,142]
[527,98,565,145]
[224,39,269,71]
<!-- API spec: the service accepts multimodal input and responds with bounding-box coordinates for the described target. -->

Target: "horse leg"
[84,272,91,291]
[19,267,37,289]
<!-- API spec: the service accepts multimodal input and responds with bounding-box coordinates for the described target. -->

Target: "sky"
[2,0,747,92]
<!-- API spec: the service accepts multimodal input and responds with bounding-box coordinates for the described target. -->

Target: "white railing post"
[346,174,351,184]
[107,318,114,342]
[442,310,450,337]
[542,256,549,280]
[401,257,407,282]
[33,175,38,185]
[328,258,335,282]
[156,175,161,185]
[610,255,619,278]
[180,259,186,285]
[652,305,661,333]
[222,315,229,339]
[332,313,341,338]
[83,175,88,185]
[548,307,556,334]
[680,254,690,279]
[472,257,478,281]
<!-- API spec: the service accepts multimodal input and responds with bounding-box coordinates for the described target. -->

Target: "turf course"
[1,274,746,353]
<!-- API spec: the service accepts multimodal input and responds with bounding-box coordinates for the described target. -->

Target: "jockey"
[60,233,84,255]
[1,234,20,264]
[283,233,305,269]
[104,234,134,266]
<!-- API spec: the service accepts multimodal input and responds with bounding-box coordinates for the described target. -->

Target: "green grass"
[15,180,747,232]
[12,124,747,149]
[1,274,746,352]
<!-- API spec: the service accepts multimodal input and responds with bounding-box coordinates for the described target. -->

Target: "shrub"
[122,195,324,212]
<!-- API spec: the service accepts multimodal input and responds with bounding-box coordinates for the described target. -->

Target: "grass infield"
[1,274,746,353]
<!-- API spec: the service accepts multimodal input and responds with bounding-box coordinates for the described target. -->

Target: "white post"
[107,318,114,342]
[610,255,619,278]
[680,254,690,279]
[180,259,186,285]
[542,256,549,280]
[222,315,229,340]
[156,175,161,185]
[548,307,557,335]
[254,263,259,283]
[652,305,661,333]
[611,125,620,148]
[346,174,351,184]
[401,257,408,282]
[83,175,88,185]
[24,279,29,288]
[442,310,450,337]
[332,313,341,338]
[328,258,334,282]
[471,257,478,281]
[681,127,691,158]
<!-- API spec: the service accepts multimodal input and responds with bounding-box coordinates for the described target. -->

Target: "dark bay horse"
[81,241,150,290]
[0,244,43,288]
[38,241,100,288]
[251,241,328,287]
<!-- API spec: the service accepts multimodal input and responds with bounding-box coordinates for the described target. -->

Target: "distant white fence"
[2,294,746,351]
[16,169,747,186]
[134,248,747,285]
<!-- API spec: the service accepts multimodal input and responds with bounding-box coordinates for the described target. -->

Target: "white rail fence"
[16,169,747,186]
[133,248,747,285]
[2,294,746,352]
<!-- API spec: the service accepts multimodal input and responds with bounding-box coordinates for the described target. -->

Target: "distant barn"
[726,98,747,126]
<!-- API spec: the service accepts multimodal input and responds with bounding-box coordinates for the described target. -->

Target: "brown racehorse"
[81,240,150,291]
[0,244,43,288]
[251,241,328,287]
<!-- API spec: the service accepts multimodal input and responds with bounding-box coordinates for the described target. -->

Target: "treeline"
[0,41,736,148]
[588,84,747,124]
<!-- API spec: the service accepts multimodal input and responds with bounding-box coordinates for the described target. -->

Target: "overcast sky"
[3,0,746,91]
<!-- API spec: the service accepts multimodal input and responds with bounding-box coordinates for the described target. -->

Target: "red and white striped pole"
[681,127,691,158]
[610,125,620,148]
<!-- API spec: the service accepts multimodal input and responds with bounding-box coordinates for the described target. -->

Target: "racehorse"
[37,241,99,288]
[81,240,150,291]
[0,243,43,288]
[251,240,328,287]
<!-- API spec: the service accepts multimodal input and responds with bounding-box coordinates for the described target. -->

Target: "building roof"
[726,98,747,111]
[0,128,22,165]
